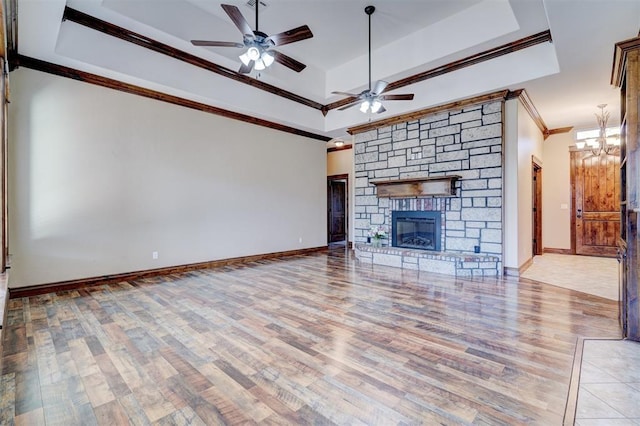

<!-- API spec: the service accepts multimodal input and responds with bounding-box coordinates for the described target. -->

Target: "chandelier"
[575,104,620,156]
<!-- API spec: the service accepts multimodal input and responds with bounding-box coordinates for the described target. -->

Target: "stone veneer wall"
[354,100,504,275]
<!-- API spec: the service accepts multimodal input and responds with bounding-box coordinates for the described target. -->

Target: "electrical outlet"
[298,237,303,243]
[152,251,159,260]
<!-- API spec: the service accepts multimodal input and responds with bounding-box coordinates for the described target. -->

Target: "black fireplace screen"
[392,211,441,251]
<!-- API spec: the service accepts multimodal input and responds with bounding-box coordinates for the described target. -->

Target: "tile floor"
[521,253,619,300]
[575,339,640,425]
[522,253,639,425]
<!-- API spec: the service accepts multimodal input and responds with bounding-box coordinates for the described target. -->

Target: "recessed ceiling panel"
[327,0,520,97]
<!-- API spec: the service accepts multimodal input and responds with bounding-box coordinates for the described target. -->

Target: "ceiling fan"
[332,5,414,114]
[191,2,313,74]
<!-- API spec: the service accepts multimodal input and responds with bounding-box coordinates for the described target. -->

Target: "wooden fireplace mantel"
[371,175,460,198]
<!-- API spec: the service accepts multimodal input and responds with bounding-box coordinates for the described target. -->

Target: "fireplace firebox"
[391,211,441,251]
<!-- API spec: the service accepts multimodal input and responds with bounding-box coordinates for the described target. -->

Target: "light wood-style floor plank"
[1,249,620,424]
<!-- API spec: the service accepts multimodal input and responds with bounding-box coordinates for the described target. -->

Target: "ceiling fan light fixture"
[331,5,414,115]
[239,52,251,66]
[247,46,261,61]
[262,51,274,67]
[240,47,273,70]
[193,4,312,74]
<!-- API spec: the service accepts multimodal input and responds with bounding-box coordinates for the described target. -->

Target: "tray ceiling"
[13,0,640,139]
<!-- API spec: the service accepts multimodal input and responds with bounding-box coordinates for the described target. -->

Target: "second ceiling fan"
[191,2,313,74]
[332,5,414,114]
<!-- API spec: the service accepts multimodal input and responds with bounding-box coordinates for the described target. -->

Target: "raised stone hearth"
[354,243,500,276]
[353,98,504,277]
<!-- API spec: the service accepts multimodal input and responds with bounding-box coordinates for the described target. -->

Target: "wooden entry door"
[327,176,347,243]
[571,151,620,257]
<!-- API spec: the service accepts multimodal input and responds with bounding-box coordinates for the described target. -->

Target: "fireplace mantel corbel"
[371,175,460,198]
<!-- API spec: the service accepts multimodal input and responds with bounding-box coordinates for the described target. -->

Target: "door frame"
[327,174,349,244]
[532,156,543,256]
[570,148,582,254]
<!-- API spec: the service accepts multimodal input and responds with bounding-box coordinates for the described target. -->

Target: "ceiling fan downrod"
[365,5,375,92]
[255,0,259,32]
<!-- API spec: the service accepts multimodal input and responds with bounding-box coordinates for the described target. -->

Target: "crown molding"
[327,144,352,153]
[545,126,574,138]
[347,90,510,135]
[507,89,573,140]
[612,35,640,87]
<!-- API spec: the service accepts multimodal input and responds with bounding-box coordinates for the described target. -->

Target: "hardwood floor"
[0,249,620,425]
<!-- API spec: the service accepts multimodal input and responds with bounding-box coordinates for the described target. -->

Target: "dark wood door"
[572,151,620,257]
[327,179,346,243]
[532,161,542,256]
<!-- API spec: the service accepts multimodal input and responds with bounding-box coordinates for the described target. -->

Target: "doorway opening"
[327,174,348,247]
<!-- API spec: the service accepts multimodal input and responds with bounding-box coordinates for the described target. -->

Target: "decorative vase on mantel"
[372,237,384,247]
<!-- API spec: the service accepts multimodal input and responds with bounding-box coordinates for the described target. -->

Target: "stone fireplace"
[392,210,441,251]
[352,97,504,277]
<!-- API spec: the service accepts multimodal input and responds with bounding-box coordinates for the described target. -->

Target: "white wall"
[503,98,544,269]
[542,133,573,250]
[503,100,519,268]
[327,147,354,243]
[517,101,544,266]
[8,68,327,288]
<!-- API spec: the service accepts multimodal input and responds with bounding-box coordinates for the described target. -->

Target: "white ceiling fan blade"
[371,80,389,96]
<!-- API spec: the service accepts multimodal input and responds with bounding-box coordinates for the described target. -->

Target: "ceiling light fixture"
[239,45,274,70]
[328,138,345,147]
[575,104,620,156]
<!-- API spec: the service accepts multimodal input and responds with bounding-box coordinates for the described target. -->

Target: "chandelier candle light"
[575,104,621,156]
